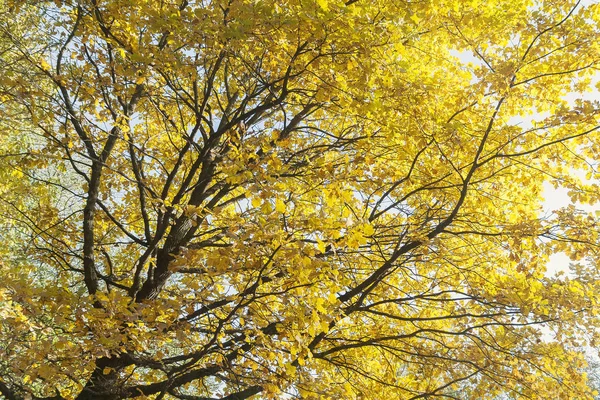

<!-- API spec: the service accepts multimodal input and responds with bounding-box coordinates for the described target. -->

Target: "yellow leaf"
[327,292,337,304]
[275,198,286,213]
[316,0,329,11]
[316,238,326,253]
[251,197,262,208]
[315,298,326,313]
[285,363,296,377]
[40,59,51,71]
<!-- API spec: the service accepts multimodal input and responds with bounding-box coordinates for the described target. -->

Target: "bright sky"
[541,70,600,276]
[542,184,587,276]
[542,175,600,277]
[450,2,600,279]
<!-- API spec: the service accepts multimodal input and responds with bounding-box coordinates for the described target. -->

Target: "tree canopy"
[1,0,600,398]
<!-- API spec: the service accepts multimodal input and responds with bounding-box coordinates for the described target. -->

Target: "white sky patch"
[542,176,600,277]
[453,37,600,280]
[539,64,600,277]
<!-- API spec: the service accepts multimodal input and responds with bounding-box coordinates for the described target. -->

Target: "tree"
[1,0,600,398]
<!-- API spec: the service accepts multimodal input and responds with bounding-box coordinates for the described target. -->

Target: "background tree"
[1,0,600,399]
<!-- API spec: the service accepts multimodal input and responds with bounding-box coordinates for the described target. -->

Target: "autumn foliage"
[1,0,600,398]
